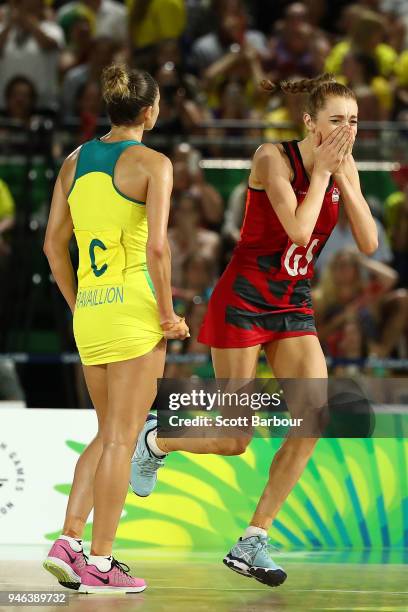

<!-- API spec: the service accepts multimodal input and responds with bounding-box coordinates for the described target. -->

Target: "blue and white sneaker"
[223,535,287,587]
[130,413,166,497]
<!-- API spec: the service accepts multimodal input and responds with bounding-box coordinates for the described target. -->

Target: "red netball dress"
[198,140,340,348]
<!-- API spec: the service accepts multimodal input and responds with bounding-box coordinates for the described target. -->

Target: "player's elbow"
[44,230,71,260]
[359,237,378,256]
[43,238,54,259]
[290,231,310,248]
[146,239,168,258]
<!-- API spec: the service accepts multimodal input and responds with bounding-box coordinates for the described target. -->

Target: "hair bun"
[101,63,130,102]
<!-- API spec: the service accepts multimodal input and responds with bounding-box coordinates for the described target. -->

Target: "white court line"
[2,579,408,596]
[75,586,408,595]
[295,589,408,596]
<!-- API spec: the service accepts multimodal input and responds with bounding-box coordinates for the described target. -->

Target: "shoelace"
[135,454,164,476]
[257,537,281,557]
[112,558,131,575]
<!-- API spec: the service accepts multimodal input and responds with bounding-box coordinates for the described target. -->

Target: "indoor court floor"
[0,548,407,612]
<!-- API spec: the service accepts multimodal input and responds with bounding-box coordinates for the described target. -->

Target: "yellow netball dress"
[68,138,164,365]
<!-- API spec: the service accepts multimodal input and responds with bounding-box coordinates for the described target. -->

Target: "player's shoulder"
[138,145,171,163]
[59,145,82,180]
[253,142,286,164]
[254,142,279,157]
[136,146,173,174]
[253,142,290,176]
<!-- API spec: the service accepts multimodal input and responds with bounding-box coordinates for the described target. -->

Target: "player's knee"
[234,438,250,455]
[216,437,249,455]
[101,431,137,453]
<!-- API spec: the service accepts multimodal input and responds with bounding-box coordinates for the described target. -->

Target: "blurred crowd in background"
[1,0,408,137]
[0,0,408,405]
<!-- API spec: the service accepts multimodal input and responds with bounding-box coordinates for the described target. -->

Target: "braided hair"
[261,73,356,118]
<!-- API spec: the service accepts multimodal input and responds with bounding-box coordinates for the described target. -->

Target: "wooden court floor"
[0,550,407,612]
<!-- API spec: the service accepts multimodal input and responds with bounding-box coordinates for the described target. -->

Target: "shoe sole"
[249,566,287,587]
[78,584,146,594]
[43,558,81,590]
[223,555,252,577]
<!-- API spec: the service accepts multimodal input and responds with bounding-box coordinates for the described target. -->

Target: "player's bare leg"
[224,335,326,586]
[130,345,259,496]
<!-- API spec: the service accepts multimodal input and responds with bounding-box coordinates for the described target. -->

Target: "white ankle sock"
[87,555,112,572]
[60,535,83,552]
[147,428,166,457]
[242,526,267,540]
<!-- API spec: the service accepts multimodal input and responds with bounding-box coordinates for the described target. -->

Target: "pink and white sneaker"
[43,537,87,590]
[78,557,146,594]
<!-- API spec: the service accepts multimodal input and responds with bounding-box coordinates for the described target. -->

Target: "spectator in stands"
[354,85,384,128]
[309,35,332,76]
[325,9,397,78]
[271,2,311,33]
[340,51,393,119]
[202,37,266,114]
[205,79,262,157]
[0,180,15,357]
[60,35,117,117]
[222,180,246,246]
[164,297,212,378]
[357,0,407,52]
[393,49,408,121]
[0,0,64,109]
[166,253,215,379]
[184,0,214,45]
[182,299,210,356]
[269,2,330,80]
[267,20,315,80]
[303,0,328,28]
[168,191,220,288]
[381,0,408,50]
[191,1,268,77]
[129,0,186,70]
[153,61,205,137]
[74,80,103,143]
[314,248,408,359]
[173,253,216,309]
[171,141,201,168]
[0,178,15,262]
[3,76,38,127]
[263,87,306,143]
[316,203,393,273]
[156,39,183,72]
[58,7,93,75]
[384,182,408,287]
[172,157,224,229]
[58,0,127,44]
[336,4,367,39]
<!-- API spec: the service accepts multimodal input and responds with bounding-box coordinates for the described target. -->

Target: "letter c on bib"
[89,238,108,277]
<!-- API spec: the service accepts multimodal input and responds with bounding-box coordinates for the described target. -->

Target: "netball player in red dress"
[131,75,379,586]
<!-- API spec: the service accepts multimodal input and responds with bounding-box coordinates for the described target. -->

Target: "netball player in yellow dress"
[42,64,189,593]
